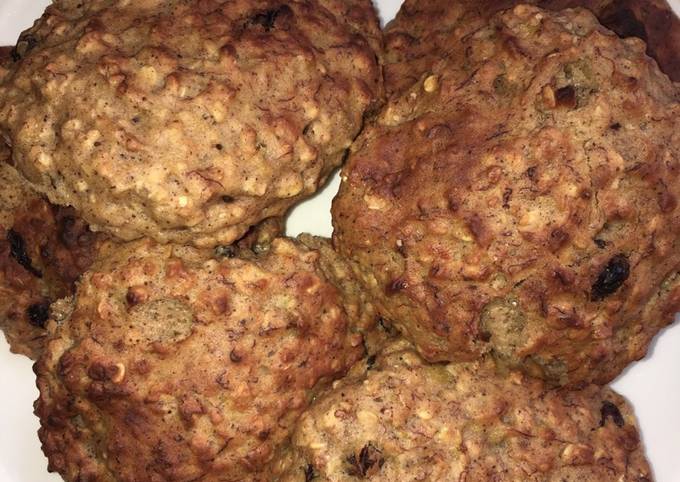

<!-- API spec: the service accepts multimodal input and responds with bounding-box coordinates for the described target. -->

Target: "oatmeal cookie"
[0,0,382,247]
[35,237,367,481]
[271,340,651,481]
[333,5,680,385]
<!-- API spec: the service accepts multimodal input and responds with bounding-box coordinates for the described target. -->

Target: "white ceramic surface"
[1,1,679,480]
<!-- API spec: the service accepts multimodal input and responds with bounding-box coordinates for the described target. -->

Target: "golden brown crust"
[333,6,680,385]
[0,0,382,247]
[384,0,680,96]
[35,237,366,481]
[271,340,652,481]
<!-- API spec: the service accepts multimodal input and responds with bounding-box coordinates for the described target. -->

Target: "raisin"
[385,278,407,295]
[549,228,569,250]
[229,349,242,363]
[221,195,234,203]
[600,400,625,427]
[27,301,50,328]
[346,443,384,477]
[377,317,398,336]
[502,188,512,208]
[526,166,537,180]
[126,287,145,307]
[366,354,377,369]
[555,86,576,109]
[304,464,317,481]
[248,5,292,31]
[593,239,607,249]
[591,254,629,301]
[7,229,42,277]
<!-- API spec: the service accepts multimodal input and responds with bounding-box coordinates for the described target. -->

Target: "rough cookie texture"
[271,340,651,481]
[384,0,680,96]
[0,145,104,359]
[1,41,106,358]
[333,6,680,385]
[35,237,366,481]
[298,234,392,355]
[0,0,382,247]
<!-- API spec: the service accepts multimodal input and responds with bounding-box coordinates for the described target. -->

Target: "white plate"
[0,1,679,480]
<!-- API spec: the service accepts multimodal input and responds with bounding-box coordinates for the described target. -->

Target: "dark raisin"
[304,464,317,481]
[214,245,236,258]
[87,363,108,381]
[27,301,50,328]
[593,239,607,249]
[7,229,42,277]
[221,195,234,203]
[502,188,512,209]
[609,122,621,130]
[600,400,625,427]
[248,5,292,31]
[215,143,223,150]
[591,254,630,301]
[549,228,569,250]
[229,349,242,363]
[126,287,144,307]
[377,317,398,336]
[346,443,384,477]
[555,86,576,109]
[385,278,407,295]
[526,166,537,180]
[366,354,377,369]
[601,8,647,41]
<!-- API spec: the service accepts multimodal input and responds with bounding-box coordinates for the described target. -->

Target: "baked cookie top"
[333,5,680,385]
[0,0,382,247]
